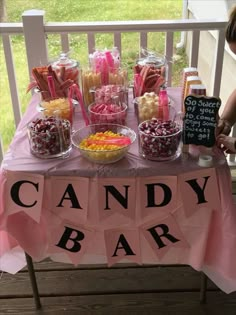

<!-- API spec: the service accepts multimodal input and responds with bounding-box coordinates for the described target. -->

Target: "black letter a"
[112,234,136,257]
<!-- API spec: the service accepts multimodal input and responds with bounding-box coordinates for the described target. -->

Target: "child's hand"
[216,134,236,154]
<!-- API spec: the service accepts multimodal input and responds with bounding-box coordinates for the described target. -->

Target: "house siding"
[186,5,236,113]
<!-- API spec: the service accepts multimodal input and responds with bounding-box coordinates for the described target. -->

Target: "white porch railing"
[0,9,234,167]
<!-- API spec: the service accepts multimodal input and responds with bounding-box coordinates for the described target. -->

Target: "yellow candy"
[79,131,123,151]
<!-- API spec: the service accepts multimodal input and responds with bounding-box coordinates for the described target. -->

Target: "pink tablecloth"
[1,88,236,293]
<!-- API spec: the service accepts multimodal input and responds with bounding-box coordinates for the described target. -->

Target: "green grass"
[0,0,187,151]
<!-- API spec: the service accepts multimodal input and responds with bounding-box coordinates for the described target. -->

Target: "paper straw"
[105,51,115,72]
[163,105,169,121]
[134,74,142,97]
[71,84,89,126]
[47,75,57,98]
[68,85,74,124]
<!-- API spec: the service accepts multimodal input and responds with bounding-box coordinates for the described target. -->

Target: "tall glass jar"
[133,51,167,97]
[51,53,80,85]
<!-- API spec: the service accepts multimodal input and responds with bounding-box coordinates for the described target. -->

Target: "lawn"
[0,0,186,151]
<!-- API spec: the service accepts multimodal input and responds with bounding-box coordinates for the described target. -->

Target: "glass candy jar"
[88,101,128,126]
[27,116,72,159]
[51,53,80,85]
[90,85,128,106]
[138,119,182,161]
[134,51,167,97]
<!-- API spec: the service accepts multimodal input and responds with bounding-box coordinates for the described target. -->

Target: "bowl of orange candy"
[71,123,136,164]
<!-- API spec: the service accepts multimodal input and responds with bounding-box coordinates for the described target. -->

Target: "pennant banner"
[104,228,141,267]
[49,220,95,266]
[140,213,189,260]
[138,176,178,220]
[179,168,221,218]
[51,176,89,224]
[6,171,44,223]
[1,168,221,268]
[96,177,136,221]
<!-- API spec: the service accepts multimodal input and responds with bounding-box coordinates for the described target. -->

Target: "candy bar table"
[1,88,236,309]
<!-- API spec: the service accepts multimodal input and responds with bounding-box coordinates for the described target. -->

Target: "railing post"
[212,28,225,97]
[0,135,3,164]
[22,10,48,81]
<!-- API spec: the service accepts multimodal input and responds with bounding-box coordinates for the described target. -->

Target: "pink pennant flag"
[96,177,136,221]
[6,171,44,223]
[49,220,94,266]
[51,176,89,224]
[6,211,48,260]
[0,171,7,217]
[0,230,19,256]
[138,176,178,220]
[104,228,142,267]
[178,168,221,218]
[140,214,189,260]
[0,246,26,274]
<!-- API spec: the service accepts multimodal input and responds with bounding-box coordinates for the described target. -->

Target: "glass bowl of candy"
[90,85,128,106]
[88,102,127,125]
[71,123,136,164]
[27,116,72,159]
[134,92,176,124]
[133,51,167,97]
[39,97,74,124]
[138,118,182,161]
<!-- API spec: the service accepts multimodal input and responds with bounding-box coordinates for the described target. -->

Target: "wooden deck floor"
[1,260,236,315]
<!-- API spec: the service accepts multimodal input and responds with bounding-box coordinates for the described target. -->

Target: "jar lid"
[51,53,79,70]
[137,52,166,68]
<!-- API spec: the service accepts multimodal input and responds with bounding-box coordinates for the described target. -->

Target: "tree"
[0,0,7,22]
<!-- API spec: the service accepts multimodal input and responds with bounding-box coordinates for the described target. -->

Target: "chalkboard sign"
[183,95,221,147]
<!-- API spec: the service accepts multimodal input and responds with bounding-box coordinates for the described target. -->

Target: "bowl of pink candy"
[88,102,127,125]
[90,85,128,105]
[27,116,72,158]
[138,118,182,161]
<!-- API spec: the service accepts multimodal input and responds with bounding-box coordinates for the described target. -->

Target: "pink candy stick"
[87,137,131,146]
[68,84,74,112]
[134,73,143,97]
[101,58,109,85]
[163,105,169,121]
[159,89,169,121]
[105,51,115,72]
[71,84,89,126]
[47,75,57,98]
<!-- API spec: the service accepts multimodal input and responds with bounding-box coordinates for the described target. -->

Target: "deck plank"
[0,291,236,315]
[27,259,191,271]
[0,266,218,297]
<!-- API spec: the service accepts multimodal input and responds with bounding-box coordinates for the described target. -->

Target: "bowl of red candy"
[27,116,72,158]
[88,102,127,125]
[138,118,182,161]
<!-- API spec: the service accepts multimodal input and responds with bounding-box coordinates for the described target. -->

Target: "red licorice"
[139,118,182,161]
[28,116,71,158]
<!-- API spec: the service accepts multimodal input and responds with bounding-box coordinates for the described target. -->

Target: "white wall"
[186,0,236,111]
